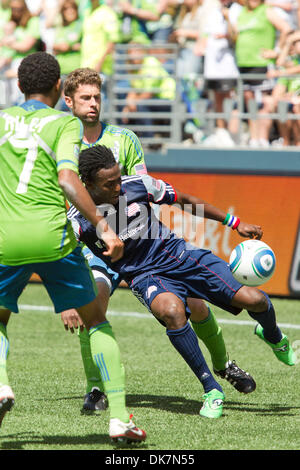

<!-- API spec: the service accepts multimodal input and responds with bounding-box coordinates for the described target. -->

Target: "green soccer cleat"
[254,324,295,366]
[200,389,225,419]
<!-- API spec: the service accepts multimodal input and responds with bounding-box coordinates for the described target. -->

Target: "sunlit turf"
[1,283,299,451]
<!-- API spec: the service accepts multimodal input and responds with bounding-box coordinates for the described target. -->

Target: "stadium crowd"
[1,0,300,147]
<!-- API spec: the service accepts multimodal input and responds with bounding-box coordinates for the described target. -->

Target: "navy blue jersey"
[68,175,191,282]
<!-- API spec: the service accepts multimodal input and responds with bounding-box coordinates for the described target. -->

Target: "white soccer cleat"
[0,385,15,427]
[109,414,146,444]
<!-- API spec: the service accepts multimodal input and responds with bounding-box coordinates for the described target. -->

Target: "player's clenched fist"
[237,222,263,240]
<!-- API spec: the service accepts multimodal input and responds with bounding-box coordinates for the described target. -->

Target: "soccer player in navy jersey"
[68,144,295,419]
[62,68,257,414]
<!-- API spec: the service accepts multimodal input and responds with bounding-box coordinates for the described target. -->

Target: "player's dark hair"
[18,52,60,95]
[79,145,117,184]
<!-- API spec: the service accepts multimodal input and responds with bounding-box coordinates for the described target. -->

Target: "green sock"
[78,327,103,394]
[89,321,129,422]
[191,307,228,371]
[0,322,10,387]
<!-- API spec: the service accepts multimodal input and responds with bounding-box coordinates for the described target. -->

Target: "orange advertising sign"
[30,172,300,297]
[151,172,300,297]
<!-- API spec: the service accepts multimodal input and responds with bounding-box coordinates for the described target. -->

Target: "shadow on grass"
[58,393,300,417]
[127,394,200,415]
[2,395,298,449]
[223,400,300,416]
[80,393,300,417]
[0,431,148,450]
[127,394,300,417]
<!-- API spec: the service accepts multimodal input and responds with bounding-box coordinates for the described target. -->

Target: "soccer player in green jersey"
[0,52,146,444]
[61,68,256,413]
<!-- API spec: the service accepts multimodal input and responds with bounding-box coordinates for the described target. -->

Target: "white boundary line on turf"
[18,304,300,330]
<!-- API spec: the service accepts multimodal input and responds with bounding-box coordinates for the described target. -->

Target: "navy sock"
[166,322,223,394]
[248,291,282,344]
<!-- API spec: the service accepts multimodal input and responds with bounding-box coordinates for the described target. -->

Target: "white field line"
[18,304,300,330]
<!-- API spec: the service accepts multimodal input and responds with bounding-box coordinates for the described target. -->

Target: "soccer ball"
[229,239,276,286]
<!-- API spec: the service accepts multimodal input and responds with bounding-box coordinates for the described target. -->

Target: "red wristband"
[232,217,240,230]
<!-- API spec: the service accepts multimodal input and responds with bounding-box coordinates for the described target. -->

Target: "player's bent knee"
[152,301,186,329]
[188,298,209,322]
[150,293,186,329]
[232,286,268,312]
[77,297,108,329]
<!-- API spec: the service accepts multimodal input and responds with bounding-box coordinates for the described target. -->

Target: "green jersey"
[12,16,41,62]
[131,56,176,100]
[80,122,147,176]
[54,19,82,75]
[236,4,276,67]
[0,100,82,266]
[277,57,300,94]
[80,5,121,75]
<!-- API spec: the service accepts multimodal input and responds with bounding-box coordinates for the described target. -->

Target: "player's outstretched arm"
[58,169,124,262]
[175,190,263,240]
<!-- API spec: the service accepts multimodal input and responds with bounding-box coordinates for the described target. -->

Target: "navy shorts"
[0,246,97,313]
[130,249,243,317]
[82,246,121,295]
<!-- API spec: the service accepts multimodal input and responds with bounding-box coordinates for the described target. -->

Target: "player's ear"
[64,93,72,109]
[17,81,23,93]
[55,78,62,93]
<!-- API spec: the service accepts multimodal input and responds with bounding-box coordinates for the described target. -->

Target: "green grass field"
[1,283,299,451]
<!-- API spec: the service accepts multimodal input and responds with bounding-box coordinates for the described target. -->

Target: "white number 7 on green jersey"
[9,135,39,195]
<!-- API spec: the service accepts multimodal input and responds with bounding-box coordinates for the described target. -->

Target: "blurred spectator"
[25,0,42,14]
[195,0,242,147]
[53,0,82,75]
[0,0,10,24]
[146,0,181,43]
[169,0,204,78]
[80,0,120,77]
[230,0,292,147]
[168,0,204,140]
[118,0,160,45]
[149,42,177,75]
[0,0,42,104]
[121,43,176,139]
[26,0,60,52]
[0,20,16,72]
[0,1,11,107]
[266,0,299,29]
[2,0,41,76]
[268,32,300,145]
[170,0,219,142]
[75,0,92,20]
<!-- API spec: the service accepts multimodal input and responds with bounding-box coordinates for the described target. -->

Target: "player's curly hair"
[79,145,117,184]
[18,52,60,95]
[63,68,102,98]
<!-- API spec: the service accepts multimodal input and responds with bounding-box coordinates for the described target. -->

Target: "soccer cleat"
[109,414,146,444]
[200,389,225,419]
[82,387,108,411]
[0,385,15,428]
[254,324,295,366]
[214,360,256,394]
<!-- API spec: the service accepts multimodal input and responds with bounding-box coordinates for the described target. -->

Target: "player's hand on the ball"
[61,309,85,333]
[237,222,263,240]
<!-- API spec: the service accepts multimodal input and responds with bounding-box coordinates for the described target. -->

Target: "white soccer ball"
[229,239,276,287]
